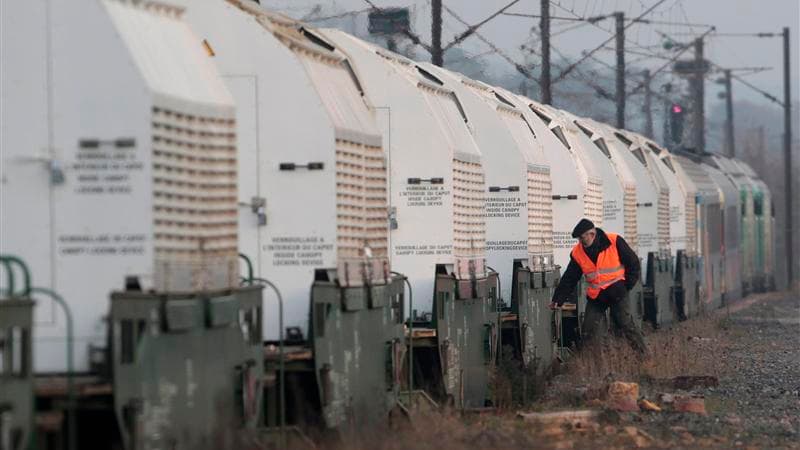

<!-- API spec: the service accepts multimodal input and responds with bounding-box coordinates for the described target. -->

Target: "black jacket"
[551,228,640,305]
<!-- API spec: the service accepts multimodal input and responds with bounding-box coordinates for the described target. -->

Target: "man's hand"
[549,301,562,309]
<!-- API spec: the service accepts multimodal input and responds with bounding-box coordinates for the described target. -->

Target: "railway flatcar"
[603,131,676,327]
[417,64,558,372]
[173,0,406,430]
[516,103,607,330]
[632,136,696,324]
[320,29,498,410]
[494,94,602,347]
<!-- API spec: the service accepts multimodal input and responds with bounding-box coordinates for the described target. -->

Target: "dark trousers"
[582,292,649,355]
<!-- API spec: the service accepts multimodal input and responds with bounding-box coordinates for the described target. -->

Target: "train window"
[741,192,747,217]
[754,195,764,216]
[120,320,135,365]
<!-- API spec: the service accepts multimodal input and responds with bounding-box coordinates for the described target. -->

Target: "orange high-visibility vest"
[571,232,626,300]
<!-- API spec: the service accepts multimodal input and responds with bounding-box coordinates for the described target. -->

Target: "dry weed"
[559,314,728,392]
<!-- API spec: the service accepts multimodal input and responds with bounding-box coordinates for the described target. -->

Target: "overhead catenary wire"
[626,26,715,96]
[655,29,785,107]
[503,11,709,28]
[502,11,609,22]
[304,8,371,22]
[548,0,694,84]
[519,4,676,108]
[549,0,694,66]
[443,0,520,51]
[439,2,539,83]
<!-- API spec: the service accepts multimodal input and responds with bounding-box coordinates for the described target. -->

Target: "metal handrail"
[0,254,33,297]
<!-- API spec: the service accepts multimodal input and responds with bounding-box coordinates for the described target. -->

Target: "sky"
[263,0,799,110]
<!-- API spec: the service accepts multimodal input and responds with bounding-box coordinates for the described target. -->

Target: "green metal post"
[238,253,254,284]
[2,255,31,296]
[0,258,14,297]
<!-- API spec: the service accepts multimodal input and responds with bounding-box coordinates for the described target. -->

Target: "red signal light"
[671,104,683,114]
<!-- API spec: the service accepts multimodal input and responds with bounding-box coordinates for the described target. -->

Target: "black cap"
[571,218,595,238]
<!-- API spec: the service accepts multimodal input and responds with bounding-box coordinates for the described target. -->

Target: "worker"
[549,218,649,356]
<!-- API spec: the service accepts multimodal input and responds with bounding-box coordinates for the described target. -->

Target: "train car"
[522,104,608,307]
[713,156,758,294]
[2,0,238,372]
[649,149,700,318]
[670,153,726,312]
[735,161,775,291]
[702,157,743,305]
[634,137,697,323]
[505,96,603,347]
[607,131,675,327]
[173,0,406,430]
[1,0,264,448]
[320,30,498,410]
[418,65,557,372]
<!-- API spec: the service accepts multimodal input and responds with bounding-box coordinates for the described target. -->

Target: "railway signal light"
[670,103,685,143]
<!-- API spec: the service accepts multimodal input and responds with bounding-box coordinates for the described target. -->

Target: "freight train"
[0,0,776,449]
